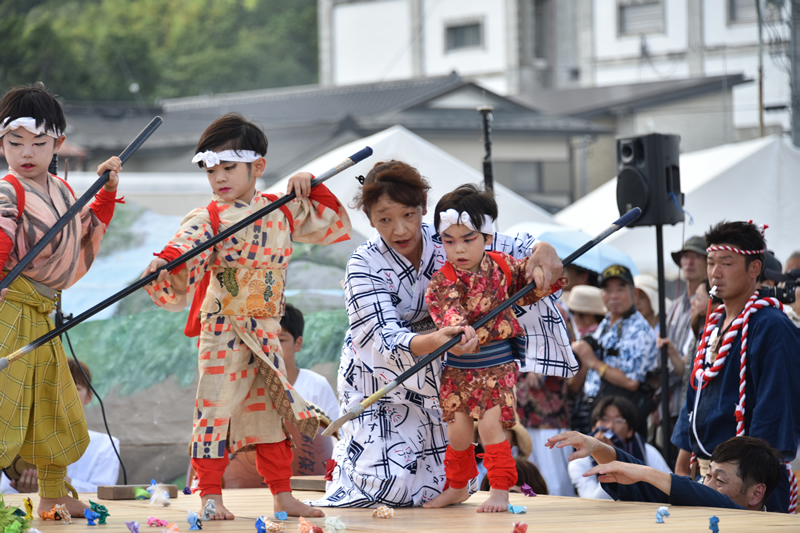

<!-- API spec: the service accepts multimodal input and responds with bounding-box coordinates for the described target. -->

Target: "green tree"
[0,0,318,102]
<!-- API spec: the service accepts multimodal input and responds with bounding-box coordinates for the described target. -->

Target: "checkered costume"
[313,223,576,508]
[146,187,351,459]
[0,172,120,498]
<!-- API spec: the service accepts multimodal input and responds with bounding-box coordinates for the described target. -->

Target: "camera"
[760,268,798,305]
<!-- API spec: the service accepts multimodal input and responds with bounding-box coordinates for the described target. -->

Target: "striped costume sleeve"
[145,207,215,310]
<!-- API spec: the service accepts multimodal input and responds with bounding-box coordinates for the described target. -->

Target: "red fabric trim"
[324,459,336,482]
[89,187,122,227]
[191,448,230,497]
[486,251,512,293]
[0,231,14,272]
[52,174,75,198]
[184,202,221,338]
[440,261,457,283]
[261,193,294,233]
[255,440,293,495]
[482,440,517,491]
[444,444,477,489]
[308,183,339,215]
[2,175,25,220]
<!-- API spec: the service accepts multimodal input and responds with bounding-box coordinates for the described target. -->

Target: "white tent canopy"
[268,125,555,240]
[555,135,800,278]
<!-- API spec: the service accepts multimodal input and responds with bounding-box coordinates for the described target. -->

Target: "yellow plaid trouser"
[0,276,89,498]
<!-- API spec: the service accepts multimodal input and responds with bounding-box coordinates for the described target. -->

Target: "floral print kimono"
[313,223,576,508]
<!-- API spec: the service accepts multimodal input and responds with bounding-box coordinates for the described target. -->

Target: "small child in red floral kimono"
[423,184,566,513]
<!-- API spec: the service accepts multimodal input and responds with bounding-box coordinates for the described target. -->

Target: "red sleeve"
[154,246,186,274]
[0,231,13,272]
[89,188,124,227]
[308,182,341,214]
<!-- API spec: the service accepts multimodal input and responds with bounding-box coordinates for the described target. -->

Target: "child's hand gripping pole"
[0,146,374,372]
[322,207,643,437]
[0,116,163,294]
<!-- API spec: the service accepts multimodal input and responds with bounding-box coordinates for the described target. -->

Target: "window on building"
[618,0,664,36]
[729,0,757,23]
[445,22,483,51]
[494,161,543,194]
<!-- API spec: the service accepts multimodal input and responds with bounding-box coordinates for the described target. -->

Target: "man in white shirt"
[0,360,120,494]
[279,304,340,421]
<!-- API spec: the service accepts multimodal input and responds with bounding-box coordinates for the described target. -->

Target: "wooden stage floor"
[6,488,798,533]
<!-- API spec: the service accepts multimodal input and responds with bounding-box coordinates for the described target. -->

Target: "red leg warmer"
[255,440,294,495]
[482,440,517,491]
[191,449,230,497]
[444,444,478,490]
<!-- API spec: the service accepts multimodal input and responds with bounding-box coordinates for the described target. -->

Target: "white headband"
[437,209,494,235]
[191,149,262,168]
[0,117,60,139]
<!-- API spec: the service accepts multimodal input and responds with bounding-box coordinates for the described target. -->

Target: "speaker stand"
[655,224,672,466]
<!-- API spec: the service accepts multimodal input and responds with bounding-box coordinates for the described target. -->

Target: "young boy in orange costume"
[143,113,351,519]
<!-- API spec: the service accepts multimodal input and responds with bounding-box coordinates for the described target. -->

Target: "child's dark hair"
[67,359,92,399]
[0,83,66,139]
[705,221,765,270]
[280,303,304,341]
[194,112,268,167]
[433,184,497,236]
[352,160,430,215]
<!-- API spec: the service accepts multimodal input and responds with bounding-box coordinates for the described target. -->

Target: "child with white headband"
[0,83,124,518]
[424,184,567,513]
[142,112,352,520]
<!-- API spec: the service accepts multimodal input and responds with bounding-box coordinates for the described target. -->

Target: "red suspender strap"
[486,251,513,293]
[184,201,221,338]
[439,261,457,283]
[261,193,294,233]
[52,175,76,198]
[2,175,25,219]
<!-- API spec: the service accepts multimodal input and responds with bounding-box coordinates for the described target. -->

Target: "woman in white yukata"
[312,161,577,508]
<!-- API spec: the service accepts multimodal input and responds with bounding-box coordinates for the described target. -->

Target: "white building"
[319,0,793,141]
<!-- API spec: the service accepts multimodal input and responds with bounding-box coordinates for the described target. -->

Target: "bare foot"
[273,492,324,517]
[37,495,88,519]
[422,486,470,508]
[476,489,509,513]
[200,494,235,520]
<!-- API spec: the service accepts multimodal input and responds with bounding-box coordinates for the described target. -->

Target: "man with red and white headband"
[671,221,800,513]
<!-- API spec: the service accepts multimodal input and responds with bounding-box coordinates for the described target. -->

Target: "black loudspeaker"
[616,133,684,227]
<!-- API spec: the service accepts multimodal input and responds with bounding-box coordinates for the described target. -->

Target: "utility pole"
[792,0,800,147]
[757,0,765,137]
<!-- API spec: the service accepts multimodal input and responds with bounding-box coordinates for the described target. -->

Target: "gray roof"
[61,73,608,178]
[513,74,751,118]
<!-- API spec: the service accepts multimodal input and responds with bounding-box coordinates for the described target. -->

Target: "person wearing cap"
[671,221,800,513]
[633,274,672,331]
[758,252,800,327]
[565,285,606,338]
[570,265,658,438]
[664,236,708,370]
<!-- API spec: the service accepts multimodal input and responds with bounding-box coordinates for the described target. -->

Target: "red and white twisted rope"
[706,245,765,256]
[689,290,795,513]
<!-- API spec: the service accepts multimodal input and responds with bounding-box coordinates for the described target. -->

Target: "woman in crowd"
[312,161,574,508]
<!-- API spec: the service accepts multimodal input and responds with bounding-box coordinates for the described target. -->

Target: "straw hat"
[565,285,606,316]
[633,274,672,316]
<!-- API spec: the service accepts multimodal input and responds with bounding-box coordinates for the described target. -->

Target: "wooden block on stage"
[96,484,179,500]
[290,476,326,492]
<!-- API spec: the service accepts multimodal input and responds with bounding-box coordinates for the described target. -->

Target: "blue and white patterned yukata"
[312,223,577,508]
[583,310,658,399]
